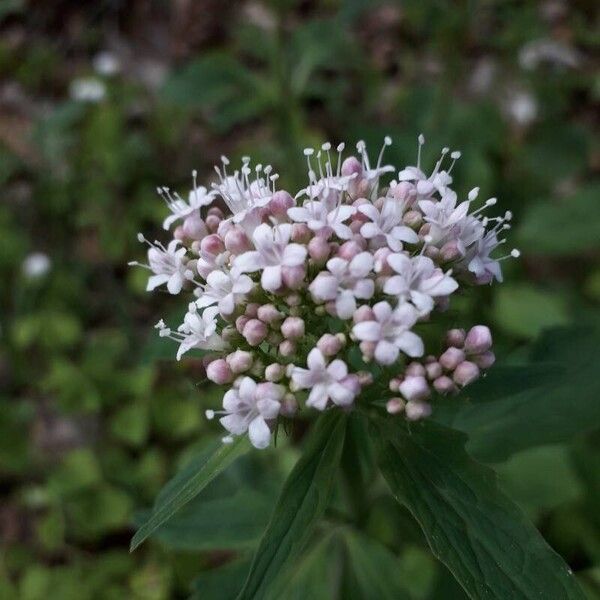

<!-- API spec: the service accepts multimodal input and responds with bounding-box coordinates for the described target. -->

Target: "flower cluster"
[131,137,518,449]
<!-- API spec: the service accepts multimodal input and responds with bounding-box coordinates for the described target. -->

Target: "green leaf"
[190,558,252,600]
[236,411,347,600]
[130,435,250,551]
[150,489,273,551]
[342,530,411,599]
[434,324,600,462]
[374,417,585,600]
[517,184,600,256]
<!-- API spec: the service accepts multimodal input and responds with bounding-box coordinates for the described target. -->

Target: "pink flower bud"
[374,197,385,210]
[182,213,208,240]
[317,333,343,356]
[453,361,480,387]
[357,371,373,386]
[285,294,301,307]
[281,393,298,416]
[337,240,362,261]
[473,350,495,370]
[350,234,367,250]
[389,377,401,392]
[245,303,259,318]
[433,375,456,395]
[405,401,432,421]
[265,363,285,382]
[279,339,296,357]
[353,305,374,323]
[402,210,423,229]
[257,304,283,323]
[308,236,330,263]
[359,341,375,361]
[350,220,363,234]
[390,181,415,203]
[424,245,440,261]
[224,227,251,254]
[205,214,221,232]
[439,240,461,262]
[268,190,294,217]
[399,376,430,402]
[386,398,406,414]
[464,325,492,355]
[445,328,466,348]
[425,361,442,380]
[281,316,305,340]
[207,206,224,219]
[291,223,311,243]
[206,359,233,384]
[200,234,225,256]
[174,226,185,241]
[341,156,363,178]
[226,350,253,374]
[235,315,249,333]
[242,319,268,346]
[440,347,465,371]
[405,362,426,377]
[282,265,305,289]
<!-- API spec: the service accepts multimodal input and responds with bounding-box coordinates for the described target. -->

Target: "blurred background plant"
[0,0,599,598]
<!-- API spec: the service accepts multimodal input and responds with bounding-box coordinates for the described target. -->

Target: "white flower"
[358,199,419,251]
[397,141,455,197]
[352,301,424,365]
[218,377,281,449]
[464,231,503,283]
[383,254,458,315]
[234,223,307,292]
[160,184,215,230]
[213,157,276,222]
[155,306,226,360]
[134,237,188,294]
[309,253,374,319]
[419,190,470,243]
[287,200,355,239]
[69,77,106,102]
[291,348,356,410]
[196,270,254,316]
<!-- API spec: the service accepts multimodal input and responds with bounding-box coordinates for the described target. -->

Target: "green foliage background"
[1,0,598,598]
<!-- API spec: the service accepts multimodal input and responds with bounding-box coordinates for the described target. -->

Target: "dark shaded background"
[1,0,599,598]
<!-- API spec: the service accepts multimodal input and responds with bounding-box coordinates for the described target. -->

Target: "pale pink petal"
[396,331,424,357]
[248,416,271,449]
[307,348,326,371]
[234,251,261,273]
[283,243,307,267]
[375,340,399,365]
[352,321,381,342]
[372,301,392,323]
[327,359,348,380]
[261,265,282,291]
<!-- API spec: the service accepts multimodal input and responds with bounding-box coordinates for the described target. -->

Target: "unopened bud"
[390,181,415,203]
[281,316,305,340]
[445,328,466,348]
[235,315,249,334]
[206,359,233,384]
[281,393,298,416]
[200,234,225,256]
[374,247,393,275]
[205,214,221,232]
[242,319,268,346]
[453,361,480,387]
[353,305,374,323]
[337,240,362,261]
[341,156,363,178]
[439,240,461,262]
[440,347,465,371]
[265,363,285,382]
[282,265,305,289]
[257,304,283,324]
[285,294,301,307]
[357,371,373,386]
[433,375,456,394]
[308,236,330,263]
[405,362,426,377]
[472,350,495,369]
[425,361,442,380]
[224,227,251,254]
[399,376,430,402]
[405,401,432,421]
[226,350,253,374]
[359,341,375,361]
[389,377,401,392]
[268,190,294,218]
[386,398,406,414]
[245,303,259,318]
[403,210,423,229]
[279,339,296,357]
[291,223,311,243]
[182,213,208,240]
[317,333,343,356]
[464,325,492,355]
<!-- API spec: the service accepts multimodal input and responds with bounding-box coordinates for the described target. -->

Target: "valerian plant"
[130,137,585,599]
